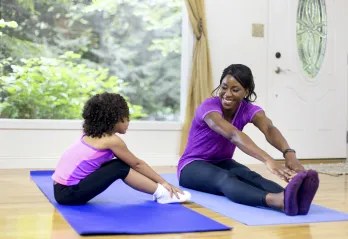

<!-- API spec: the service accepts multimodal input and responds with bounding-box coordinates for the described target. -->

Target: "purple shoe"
[297,169,319,215]
[284,171,307,216]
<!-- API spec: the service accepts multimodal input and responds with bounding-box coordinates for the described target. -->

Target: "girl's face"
[114,118,130,134]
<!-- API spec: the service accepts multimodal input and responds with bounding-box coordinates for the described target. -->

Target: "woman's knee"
[229,167,260,179]
[218,175,246,203]
[213,171,236,193]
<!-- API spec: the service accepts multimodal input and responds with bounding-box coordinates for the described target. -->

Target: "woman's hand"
[265,160,297,182]
[161,182,184,199]
[285,153,305,173]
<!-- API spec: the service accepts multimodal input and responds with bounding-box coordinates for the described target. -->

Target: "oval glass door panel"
[296,0,327,78]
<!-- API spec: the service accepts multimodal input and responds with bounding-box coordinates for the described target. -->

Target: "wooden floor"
[1,163,348,239]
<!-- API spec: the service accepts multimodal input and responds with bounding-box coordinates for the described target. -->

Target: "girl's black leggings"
[179,159,284,207]
[54,159,130,205]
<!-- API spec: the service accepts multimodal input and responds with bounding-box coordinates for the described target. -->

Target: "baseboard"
[277,158,346,164]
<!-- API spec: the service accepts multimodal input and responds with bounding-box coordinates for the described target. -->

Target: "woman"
[178,64,319,216]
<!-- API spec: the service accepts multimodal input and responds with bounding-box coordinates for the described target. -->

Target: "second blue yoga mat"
[162,174,348,226]
[30,170,231,235]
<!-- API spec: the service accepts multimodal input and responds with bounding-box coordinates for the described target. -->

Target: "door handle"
[275,67,281,74]
[274,67,291,74]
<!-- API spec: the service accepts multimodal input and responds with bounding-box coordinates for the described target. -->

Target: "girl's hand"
[161,182,184,199]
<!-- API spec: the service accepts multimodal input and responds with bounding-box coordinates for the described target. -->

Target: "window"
[296,0,327,78]
[0,0,183,121]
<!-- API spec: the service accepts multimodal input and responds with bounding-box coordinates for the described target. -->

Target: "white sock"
[153,183,191,204]
[153,183,164,200]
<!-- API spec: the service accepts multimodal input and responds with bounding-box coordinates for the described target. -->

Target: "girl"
[52,92,191,205]
[178,64,319,216]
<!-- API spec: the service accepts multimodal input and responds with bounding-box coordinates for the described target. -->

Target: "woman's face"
[219,75,248,110]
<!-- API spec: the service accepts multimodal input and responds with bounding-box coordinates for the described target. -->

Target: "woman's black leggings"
[54,159,130,205]
[179,160,284,207]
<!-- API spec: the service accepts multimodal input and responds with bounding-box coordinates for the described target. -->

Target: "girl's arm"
[105,135,183,198]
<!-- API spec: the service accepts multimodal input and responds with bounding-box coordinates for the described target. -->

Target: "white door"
[267,0,348,159]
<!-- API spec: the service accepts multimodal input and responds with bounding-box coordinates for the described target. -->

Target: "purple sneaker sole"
[297,169,319,215]
[284,171,307,216]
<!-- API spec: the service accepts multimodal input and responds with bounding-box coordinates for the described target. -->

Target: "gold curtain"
[179,0,213,155]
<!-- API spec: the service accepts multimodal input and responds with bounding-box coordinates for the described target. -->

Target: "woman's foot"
[265,192,285,212]
[153,184,191,204]
[283,171,307,216]
[297,169,319,215]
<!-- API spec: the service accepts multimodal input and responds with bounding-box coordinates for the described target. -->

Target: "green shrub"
[0,51,147,119]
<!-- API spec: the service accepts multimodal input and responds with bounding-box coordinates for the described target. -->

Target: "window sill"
[0,119,182,131]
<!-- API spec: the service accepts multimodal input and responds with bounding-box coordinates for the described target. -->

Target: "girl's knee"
[108,160,131,179]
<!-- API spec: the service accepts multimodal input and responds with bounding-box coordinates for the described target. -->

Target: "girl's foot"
[153,184,191,204]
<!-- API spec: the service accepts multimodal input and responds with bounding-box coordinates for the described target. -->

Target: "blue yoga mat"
[30,171,231,235]
[163,174,348,226]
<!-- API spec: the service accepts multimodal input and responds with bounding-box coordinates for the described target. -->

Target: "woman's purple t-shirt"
[177,96,263,179]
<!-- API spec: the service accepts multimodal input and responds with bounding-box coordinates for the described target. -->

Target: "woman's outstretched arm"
[251,110,304,172]
[204,112,295,181]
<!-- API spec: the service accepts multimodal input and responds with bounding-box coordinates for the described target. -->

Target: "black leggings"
[179,160,284,207]
[54,159,130,205]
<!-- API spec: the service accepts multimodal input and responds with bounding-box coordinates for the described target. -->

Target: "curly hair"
[82,92,129,138]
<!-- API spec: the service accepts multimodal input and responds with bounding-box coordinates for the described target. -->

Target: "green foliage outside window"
[0,0,182,121]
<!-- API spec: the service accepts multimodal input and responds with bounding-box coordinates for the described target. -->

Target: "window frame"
[0,4,194,131]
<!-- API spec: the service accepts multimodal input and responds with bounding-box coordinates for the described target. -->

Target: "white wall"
[336,0,348,160]
[344,0,348,159]
[205,0,269,163]
[0,121,182,168]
